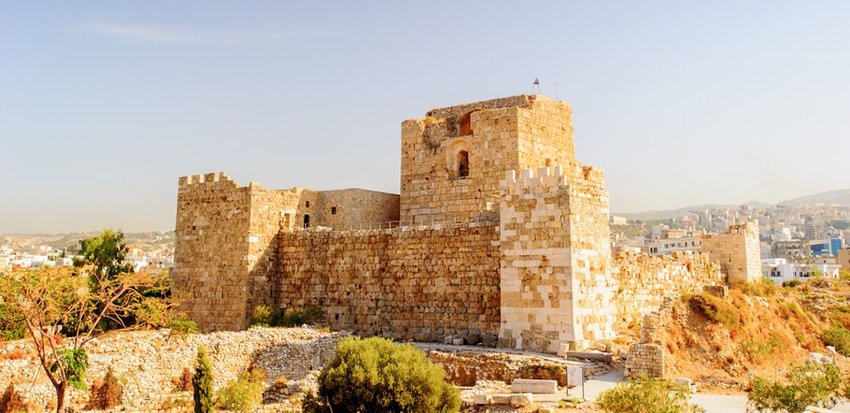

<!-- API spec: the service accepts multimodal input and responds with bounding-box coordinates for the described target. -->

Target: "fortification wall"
[564,164,617,348]
[701,221,762,285]
[613,252,725,331]
[276,223,501,343]
[173,172,253,331]
[498,164,615,354]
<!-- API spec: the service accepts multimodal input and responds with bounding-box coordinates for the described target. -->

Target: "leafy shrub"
[821,326,850,356]
[596,374,704,413]
[192,346,214,413]
[688,293,740,330]
[281,306,325,327]
[748,363,841,413]
[309,336,460,413]
[216,368,266,413]
[250,305,282,327]
[169,313,199,339]
[88,367,124,409]
[735,278,779,297]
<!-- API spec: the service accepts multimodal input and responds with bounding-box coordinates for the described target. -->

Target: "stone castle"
[173,94,762,354]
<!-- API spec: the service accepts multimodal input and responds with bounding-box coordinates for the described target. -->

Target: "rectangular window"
[331,207,337,215]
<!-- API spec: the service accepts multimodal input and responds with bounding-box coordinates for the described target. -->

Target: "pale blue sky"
[1,1,849,233]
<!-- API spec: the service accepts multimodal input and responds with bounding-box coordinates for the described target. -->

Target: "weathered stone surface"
[172,94,752,359]
[510,379,558,394]
[0,328,342,412]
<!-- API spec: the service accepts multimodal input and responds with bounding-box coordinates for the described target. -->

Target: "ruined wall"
[399,95,574,226]
[173,172,253,331]
[0,329,341,412]
[276,223,501,342]
[701,221,762,285]
[498,165,615,354]
[613,252,725,331]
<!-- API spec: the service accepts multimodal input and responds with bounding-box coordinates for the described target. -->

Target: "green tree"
[310,336,460,413]
[74,229,132,280]
[748,363,842,413]
[0,266,164,412]
[193,346,215,413]
[597,375,704,413]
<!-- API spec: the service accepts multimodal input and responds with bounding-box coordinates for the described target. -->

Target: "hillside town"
[0,231,175,274]
[612,203,850,286]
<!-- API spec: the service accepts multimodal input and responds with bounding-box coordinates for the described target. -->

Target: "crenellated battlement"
[178,171,239,189]
[501,166,569,193]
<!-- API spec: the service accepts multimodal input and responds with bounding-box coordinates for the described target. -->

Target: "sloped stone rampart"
[0,328,342,412]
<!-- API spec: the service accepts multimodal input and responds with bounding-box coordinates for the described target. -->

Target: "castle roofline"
[424,94,562,120]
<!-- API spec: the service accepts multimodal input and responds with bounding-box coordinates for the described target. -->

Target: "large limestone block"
[511,379,558,394]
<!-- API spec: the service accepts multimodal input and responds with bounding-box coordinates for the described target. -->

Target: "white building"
[762,258,841,285]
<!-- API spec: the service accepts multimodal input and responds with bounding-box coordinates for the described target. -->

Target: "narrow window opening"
[457,150,469,179]
[305,201,310,208]
[331,207,337,215]
[545,158,552,167]
[303,214,310,228]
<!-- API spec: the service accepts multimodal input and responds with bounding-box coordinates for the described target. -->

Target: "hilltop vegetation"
[622,276,850,390]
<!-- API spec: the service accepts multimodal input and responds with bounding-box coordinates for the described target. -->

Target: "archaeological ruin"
[173,94,763,355]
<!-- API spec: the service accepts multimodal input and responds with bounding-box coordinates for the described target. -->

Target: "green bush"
[169,313,199,339]
[688,293,740,330]
[310,336,460,413]
[748,363,841,413]
[216,368,265,413]
[192,346,214,413]
[821,326,850,356]
[596,374,704,413]
[281,306,324,327]
[250,305,282,327]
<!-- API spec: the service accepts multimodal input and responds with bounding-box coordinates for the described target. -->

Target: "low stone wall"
[276,223,501,343]
[613,252,725,332]
[0,328,343,412]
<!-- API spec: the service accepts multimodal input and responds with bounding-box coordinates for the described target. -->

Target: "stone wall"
[613,252,725,331]
[174,174,401,331]
[498,164,615,354]
[173,172,253,331]
[276,223,502,343]
[0,328,342,412]
[399,95,574,226]
[701,221,762,285]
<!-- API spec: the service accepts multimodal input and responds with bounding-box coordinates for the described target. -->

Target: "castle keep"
[174,94,762,354]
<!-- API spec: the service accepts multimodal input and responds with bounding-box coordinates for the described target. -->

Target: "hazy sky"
[2,1,849,233]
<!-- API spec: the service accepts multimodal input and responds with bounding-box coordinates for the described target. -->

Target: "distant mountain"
[614,204,742,222]
[614,189,850,222]
[778,189,850,208]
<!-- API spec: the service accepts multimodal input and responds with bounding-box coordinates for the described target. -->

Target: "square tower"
[400,95,575,225]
